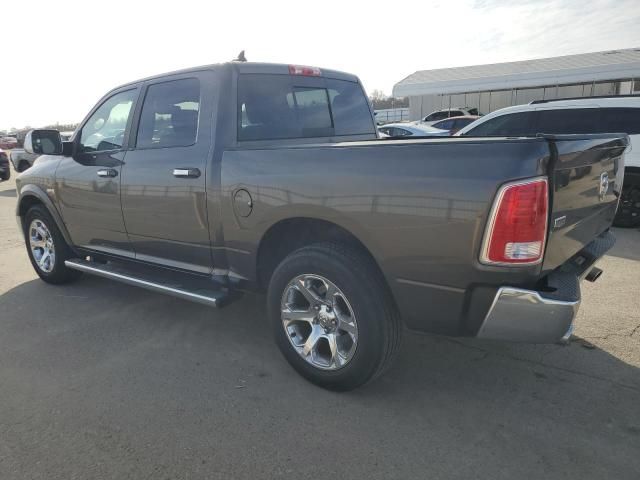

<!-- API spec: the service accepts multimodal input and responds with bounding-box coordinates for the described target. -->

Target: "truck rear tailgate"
[543,134,628,272]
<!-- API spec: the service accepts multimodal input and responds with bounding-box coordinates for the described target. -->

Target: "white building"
[393,48,640,121]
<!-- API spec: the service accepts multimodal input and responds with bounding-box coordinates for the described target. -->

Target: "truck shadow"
[1,276,639,476]
[0,188,16,197]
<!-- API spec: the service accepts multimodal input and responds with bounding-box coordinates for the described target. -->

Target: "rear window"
[237,74,374,141]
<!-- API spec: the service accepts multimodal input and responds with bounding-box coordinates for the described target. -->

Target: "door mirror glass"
[23,129,63,155]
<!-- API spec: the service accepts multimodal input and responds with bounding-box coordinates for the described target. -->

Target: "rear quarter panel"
[220,138,551,334]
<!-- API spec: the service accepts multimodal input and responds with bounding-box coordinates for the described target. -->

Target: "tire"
[268,242,401,391]
[23,205,82,284]
[0,170,9,181]
[613,174,640,228]
[18,160,30,172]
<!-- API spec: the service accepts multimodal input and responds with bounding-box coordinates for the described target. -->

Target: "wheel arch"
[255,217,392,296]
[16,186,74,247]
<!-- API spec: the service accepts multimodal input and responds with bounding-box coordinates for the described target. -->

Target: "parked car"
[0,149,10,181]
[420,107,480,125]
[10,130,74,172]
[0,136,18,149]
[378,122,449,137]
[430,115,480,135]
[16,61,628,391]
[456,95,640,227]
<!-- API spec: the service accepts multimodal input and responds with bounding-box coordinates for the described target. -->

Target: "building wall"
[408,79,639,120]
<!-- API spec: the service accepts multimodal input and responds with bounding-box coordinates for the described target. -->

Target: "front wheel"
[268,243,401,391]
[24,205,82,284]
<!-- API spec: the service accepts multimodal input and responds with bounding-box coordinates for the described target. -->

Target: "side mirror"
[24,129,63,155]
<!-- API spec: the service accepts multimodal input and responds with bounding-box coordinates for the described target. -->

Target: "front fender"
[16,184,74,247]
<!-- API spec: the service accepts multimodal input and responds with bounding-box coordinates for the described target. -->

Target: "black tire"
[268,242,401,391]
[613,173,640,228]
[0,170,9,181]
[23,204,82,284]
[18,160,30,172]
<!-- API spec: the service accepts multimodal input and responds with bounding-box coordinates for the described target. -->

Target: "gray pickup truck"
[16,61,628,390]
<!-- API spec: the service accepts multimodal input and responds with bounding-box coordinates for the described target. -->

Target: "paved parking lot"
[1,173,639,479]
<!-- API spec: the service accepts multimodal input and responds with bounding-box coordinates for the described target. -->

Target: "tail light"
[288,65,322,76]
[480,177,549,265]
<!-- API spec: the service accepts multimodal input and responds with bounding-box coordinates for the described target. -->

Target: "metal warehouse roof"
[393,48,640,97]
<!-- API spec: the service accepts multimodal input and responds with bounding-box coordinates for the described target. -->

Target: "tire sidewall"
[268,245,389,390]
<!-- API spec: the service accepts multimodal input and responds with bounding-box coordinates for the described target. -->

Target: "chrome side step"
[65,259,231,307]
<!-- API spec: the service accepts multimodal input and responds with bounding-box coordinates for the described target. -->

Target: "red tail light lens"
[288,65,322,76]
[480,177,549,265]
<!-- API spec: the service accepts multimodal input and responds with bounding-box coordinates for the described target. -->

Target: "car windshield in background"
[237,74,375,141]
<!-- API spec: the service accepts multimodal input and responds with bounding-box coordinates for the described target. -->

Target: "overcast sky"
[2,0,639,130]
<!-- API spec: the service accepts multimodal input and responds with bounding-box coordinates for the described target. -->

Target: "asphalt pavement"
[1,174,639,479]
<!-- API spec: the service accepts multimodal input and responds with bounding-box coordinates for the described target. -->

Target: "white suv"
[456,96,640,227]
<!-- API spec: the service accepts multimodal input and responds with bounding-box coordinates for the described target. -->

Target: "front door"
[120,72,216,273]
[55,87,140,257]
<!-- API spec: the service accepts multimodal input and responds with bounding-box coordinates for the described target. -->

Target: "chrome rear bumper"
[477,286,579,343]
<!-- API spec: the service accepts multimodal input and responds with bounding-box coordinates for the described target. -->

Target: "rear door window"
[136,78,200,149]
[465,112,535,136]
[237,74,374,141]
[536,108,602,134]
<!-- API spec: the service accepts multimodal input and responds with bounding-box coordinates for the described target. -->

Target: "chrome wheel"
[281,274,358,370]
[29,219,56,273]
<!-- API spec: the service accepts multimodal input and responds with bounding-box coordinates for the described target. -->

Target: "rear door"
[120,71,217,273]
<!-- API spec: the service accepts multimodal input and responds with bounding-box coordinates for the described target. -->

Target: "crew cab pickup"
[16,61,628,391]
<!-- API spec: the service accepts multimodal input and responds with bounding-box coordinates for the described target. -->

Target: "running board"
[65,258,234,307]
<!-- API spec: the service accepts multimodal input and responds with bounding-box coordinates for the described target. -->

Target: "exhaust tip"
[585,267,603,283]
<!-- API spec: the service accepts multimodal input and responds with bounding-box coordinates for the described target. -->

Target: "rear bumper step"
[65,259,234,307]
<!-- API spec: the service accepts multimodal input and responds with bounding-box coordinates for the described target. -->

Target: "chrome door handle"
[97,168,118,178]
[173,168,201,178]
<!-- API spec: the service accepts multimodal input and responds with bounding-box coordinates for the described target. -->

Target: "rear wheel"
[24,205,82,284]
[613,173,640,228]
[268,242,401,391]
[0,170,9,181]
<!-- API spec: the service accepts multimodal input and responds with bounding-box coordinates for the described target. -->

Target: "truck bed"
[220,134,627,335]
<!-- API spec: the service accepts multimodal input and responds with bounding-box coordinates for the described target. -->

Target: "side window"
[536,108,601,134]
[426,111,448,122]
[395,128,412,136]
[449,110,464,117]
[136,78,200,149]
[79,89,137,153]
[434,119,454,130]
[601,108,640,135]
[466,112,534,136]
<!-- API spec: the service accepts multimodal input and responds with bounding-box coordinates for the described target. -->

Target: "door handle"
[97,168,118,178]
[173,168,201,178]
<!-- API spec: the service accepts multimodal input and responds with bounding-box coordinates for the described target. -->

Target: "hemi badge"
[554,215,567,229]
